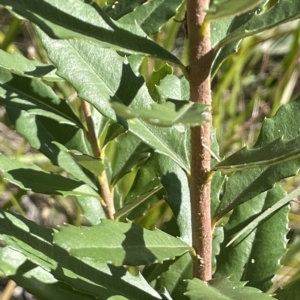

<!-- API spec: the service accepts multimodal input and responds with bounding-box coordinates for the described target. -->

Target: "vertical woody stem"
[187,0,213,280]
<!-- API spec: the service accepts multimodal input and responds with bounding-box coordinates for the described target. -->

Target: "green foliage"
[111,100,208,127]
[206,0,266,21]
[185,277,274,300]
[0,0,299,299]
[212,0,300,75]
[54,219,191,266]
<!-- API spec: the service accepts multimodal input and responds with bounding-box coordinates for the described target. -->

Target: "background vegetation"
[0,0,300,299]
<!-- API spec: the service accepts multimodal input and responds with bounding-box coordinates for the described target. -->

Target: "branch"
[187,0,213,280]
[81,100,115,220]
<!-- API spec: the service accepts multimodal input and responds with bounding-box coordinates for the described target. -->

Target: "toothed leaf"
[214,136,300,172]
[185,277,276,299]
[54,219,191,266]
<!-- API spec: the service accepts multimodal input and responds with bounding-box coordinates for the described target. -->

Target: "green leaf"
[0,67,81,126]
[212,226,224,269]
[0,211,162,300]
[213,95,300,221]
[54,219,191,266]
[213,136,300,172]
[210,17,234,48]
[111,100,207,127]
[111,132,152,186]
[0,248,97,300]
[53,142,106,176]
[156,75,190,101]
[159,252,192,300]
[120,155,165,220]
[76,196,106,225]
[206,0,266,22]
[270,237,300,293]
[212,0,300,75]
[275,280,300,300]
[227,187,300,248]
[211,171,224,217]
[122,153,192,245]
[118,0,184,35]
[115,180,163,221]
[146,64,173,102]
[210,129,224,216]
[157,155,192,245]
[1,0,181,65]
[215,187,289,292]
[101,121,126,147]
[0,50,61,81]
[127,54,145,76]
[105,0,147,20]
[128,120,191,172]
[6,109,97,189]
[185,278,276,300]
[0,154,99,198]
[38,34,190,171]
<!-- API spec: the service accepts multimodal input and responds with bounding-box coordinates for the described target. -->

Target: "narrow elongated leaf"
[6,108,97,189]
[54,219,191,266]
[0,211,161,300]
[111,100,207,127]
[122,156,166,220]
[215,187,289,292]
[271,238,300,293]
[212,226,224,269]
[39,33,190,171]
[185,278,275,300]
[206,0,266,22]
[1,0,181,65]
[118,0,184,35]
[115,180,163,221]
[211,171,224,217]
[227,187,300,247]
[214,95,300,221]
[122,153,192,245]
[212,0,300,75]
[0,50,61,81]
[276,280,300,300]
[210,129,224,216]
[0,67,81,126]
[129,119,190,172]
[0,154,99,198]
[157,154,192,245]
[159,252,192,300]
[102,121,125,146]
[214,136,300,172]
[111,132,151,186]
[105,0,147,20]
[0,248,97,300]
[53,142,106,176]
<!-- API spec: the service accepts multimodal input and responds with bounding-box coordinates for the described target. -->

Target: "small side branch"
[82,100,115,220]
[187,0,213,281]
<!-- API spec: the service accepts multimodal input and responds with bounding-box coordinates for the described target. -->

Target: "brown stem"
[187,0,213,280]
[82,100,115,220]
[1,280,17,300]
